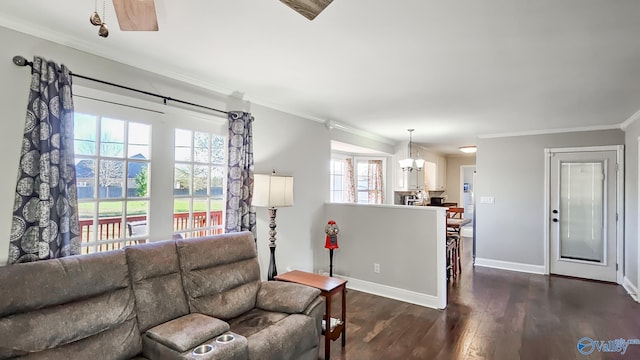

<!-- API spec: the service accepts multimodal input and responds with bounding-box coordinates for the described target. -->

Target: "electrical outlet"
[374,263,380,273]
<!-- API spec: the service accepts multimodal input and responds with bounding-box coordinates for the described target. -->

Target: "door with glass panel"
[549,149,618,282]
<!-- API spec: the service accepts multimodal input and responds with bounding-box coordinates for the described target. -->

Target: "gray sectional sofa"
[0,231,324,360]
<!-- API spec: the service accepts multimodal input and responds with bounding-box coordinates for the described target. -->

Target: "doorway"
[545,146,623,283]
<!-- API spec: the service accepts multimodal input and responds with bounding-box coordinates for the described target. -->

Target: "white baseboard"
[331,274,445,310]
[474,258,545,275]
[623,276,639,302]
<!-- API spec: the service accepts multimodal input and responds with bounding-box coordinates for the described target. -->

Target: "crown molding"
[620,109,640,130]
[478,124,621,139]
[326,120,395,145]
[0,18,346,129]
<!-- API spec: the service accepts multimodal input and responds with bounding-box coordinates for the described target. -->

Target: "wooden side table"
[274,270,347,360]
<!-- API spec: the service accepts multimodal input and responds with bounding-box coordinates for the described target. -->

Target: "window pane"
[98,159,125,199]
[174,164,191,196]
[128,122,150,160]
[76,158,96,199]
[175,129,192,161]
[101,118,125,158]
[174,198,190,213]
[78,202,95,243]
[193,198,208,228]
[210,199,223,221]
[211,166,224,198]
[126,200,148,238]
[193,165,209,196]
[98,201,123,239]
[560,162,605,262]
[212,135,225,164]
[194,132,210,163]
[126,200,148,217]
[128,162,149,198]
[74,113,97,155]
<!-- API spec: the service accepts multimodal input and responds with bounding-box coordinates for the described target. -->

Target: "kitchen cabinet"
[436,156,447,190]
[398,167,423,191]
[424,156,446,191]
[393,142,444,191]
[394,143,423,191]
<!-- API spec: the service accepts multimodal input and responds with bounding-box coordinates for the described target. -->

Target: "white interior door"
[549,149,618,282]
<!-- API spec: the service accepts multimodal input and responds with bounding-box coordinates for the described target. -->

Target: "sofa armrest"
[256,281,321,314]
[145,313,229,352]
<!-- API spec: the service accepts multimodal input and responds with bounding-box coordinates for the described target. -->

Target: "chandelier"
[399,129,425,172]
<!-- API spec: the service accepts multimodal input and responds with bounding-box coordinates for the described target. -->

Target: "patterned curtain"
[367,160,384,204]
[225,111,256,238]
[345,158,356,203]
[9,57,80,264]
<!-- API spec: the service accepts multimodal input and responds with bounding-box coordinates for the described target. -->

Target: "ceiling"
[2,0,640,154]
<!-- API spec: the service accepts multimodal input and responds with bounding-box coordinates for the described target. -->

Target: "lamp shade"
[399,158,414,169]
[253,173,294,208]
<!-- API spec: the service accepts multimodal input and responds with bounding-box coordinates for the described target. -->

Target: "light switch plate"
[480,196,495,204]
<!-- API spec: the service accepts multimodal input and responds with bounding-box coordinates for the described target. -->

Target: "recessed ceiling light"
[459,146,477,153]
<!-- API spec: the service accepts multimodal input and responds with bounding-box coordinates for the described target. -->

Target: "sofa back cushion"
[177,231,261,320]
[0,250,141,360]
[125,239,190,332]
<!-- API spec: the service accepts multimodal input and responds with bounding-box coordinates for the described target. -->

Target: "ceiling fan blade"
[280,0,334,21]
[113,0,158,31]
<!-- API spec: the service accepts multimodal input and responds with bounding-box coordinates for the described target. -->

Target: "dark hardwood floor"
[320,236,640,359]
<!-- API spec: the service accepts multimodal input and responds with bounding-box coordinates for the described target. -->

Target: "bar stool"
[446,234,460,281]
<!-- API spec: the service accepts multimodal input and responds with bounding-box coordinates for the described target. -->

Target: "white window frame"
[73,86,227,253]
[354,156,387,204]
[330,153,351,203]
[330,152,387,204]
[172,128,227,239]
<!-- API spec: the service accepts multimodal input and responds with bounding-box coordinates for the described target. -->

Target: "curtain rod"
[12,55,228,115]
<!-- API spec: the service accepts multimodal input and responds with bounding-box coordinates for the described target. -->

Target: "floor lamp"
[253,170,294,280]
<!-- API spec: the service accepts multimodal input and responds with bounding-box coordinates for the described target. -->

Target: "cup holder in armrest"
[216,334,235,343]
[192,344,215,355]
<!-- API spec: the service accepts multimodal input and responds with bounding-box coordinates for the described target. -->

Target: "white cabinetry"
[424,156,446,191]
[394,142,445,191]
[436,156,447,191]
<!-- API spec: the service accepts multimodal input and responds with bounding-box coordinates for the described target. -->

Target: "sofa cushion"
[256,281,321,314]
[125,240,189,332]
[243,314,318,360]
[227,308,288,338]
[177,232,261,320]
[0,250,141,359]
[145,313,229,352]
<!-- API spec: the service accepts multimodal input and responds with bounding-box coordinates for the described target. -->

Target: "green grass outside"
[78,198,223,218]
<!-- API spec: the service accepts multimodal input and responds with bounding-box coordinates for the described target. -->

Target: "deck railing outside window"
[79,211,223,253]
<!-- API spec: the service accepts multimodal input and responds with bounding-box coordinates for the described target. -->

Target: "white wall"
[475,130,625,270]
[624,120,640,290]
[323,203,447,309]
[252,104,330,277]
[0,26,331,274]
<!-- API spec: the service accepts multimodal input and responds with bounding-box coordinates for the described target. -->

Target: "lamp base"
[268,244,277,281]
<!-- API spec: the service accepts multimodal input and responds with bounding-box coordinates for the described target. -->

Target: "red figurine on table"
[325,220,339,277]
